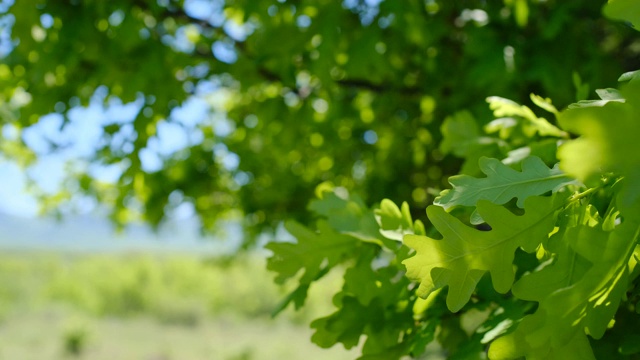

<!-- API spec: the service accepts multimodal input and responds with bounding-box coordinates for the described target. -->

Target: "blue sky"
[0,87,252,251]
[0,87,221,217]
[0,161,38,216]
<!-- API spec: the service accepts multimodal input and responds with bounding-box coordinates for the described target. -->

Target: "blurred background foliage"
[0,252,354,359]
[2,0,639,242]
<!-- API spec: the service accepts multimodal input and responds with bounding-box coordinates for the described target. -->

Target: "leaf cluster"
[406,72,640,358]
[273,8,640,354]
[267,185,436,359]
[276,78,640,359]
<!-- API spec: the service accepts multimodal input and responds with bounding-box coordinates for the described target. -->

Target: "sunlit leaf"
[558,82,640,208]
[604,0,640,29]
[434,156,574,219]
[404,195,563,311]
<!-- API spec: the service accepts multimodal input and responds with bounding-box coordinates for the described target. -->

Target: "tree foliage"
[2,0,636,238]
[274,79,640,359]
[3,0,640,359]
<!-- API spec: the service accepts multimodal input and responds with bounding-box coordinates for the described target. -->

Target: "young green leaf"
[375,199,425,241]
[434,156,574,217]
[309,188,396,248]
[558,81,640,208]
[404,195,563,312]
[595,88,624,101]
[530,93,559,115]
[567,87,625,109]
[486,96,567,138]
[618,70,640,82]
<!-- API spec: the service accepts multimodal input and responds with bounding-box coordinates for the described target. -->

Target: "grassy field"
[0,252,357,360]
[0,310,357,360]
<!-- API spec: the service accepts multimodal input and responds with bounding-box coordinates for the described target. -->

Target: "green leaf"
[357,344,408,360]
[567,87,625,109]
[566,99,625,109]
[270,283,310,315]
[434,156,574,219]
[489,207,639,359]
[486,96,535,120]
[403,195,563,312]
[438,111,505,176]
[375,199,425,241]
[311,296,372,349]
[511,231,591,302]
[486,96,567,138]
[530,94,559,115]
[311,288,412,359]
[501,139,560,166]
[558,82,640,208]
[595,88,624,100]
[484,117,518,139]
[573,72,591,101]
[437,316,470,355]
[604,0,640,29]
[489,324,596,360]
[618,69,640,82]
[266,220,358,285]
[270,265,332,315]
[440,111,481,156]
[309,188,392,247]
[342,249,381,306]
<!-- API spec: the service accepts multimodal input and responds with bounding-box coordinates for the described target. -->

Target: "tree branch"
[335,78,422,95]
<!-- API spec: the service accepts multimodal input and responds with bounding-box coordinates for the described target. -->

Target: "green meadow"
[0,252,356,359]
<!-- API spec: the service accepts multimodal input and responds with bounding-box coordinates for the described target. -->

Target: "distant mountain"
[0,212,242,255]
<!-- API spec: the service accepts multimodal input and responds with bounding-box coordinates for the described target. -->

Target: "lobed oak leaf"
[435,156,573,224]
[489,206,639,359]
[404,195,562,312]
[266,220,358,285]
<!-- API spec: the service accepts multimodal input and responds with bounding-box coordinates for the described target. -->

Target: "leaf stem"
[567,175,624,204]
[568,187,599,202]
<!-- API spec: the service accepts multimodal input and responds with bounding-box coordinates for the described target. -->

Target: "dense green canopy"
[2,0,636,240]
